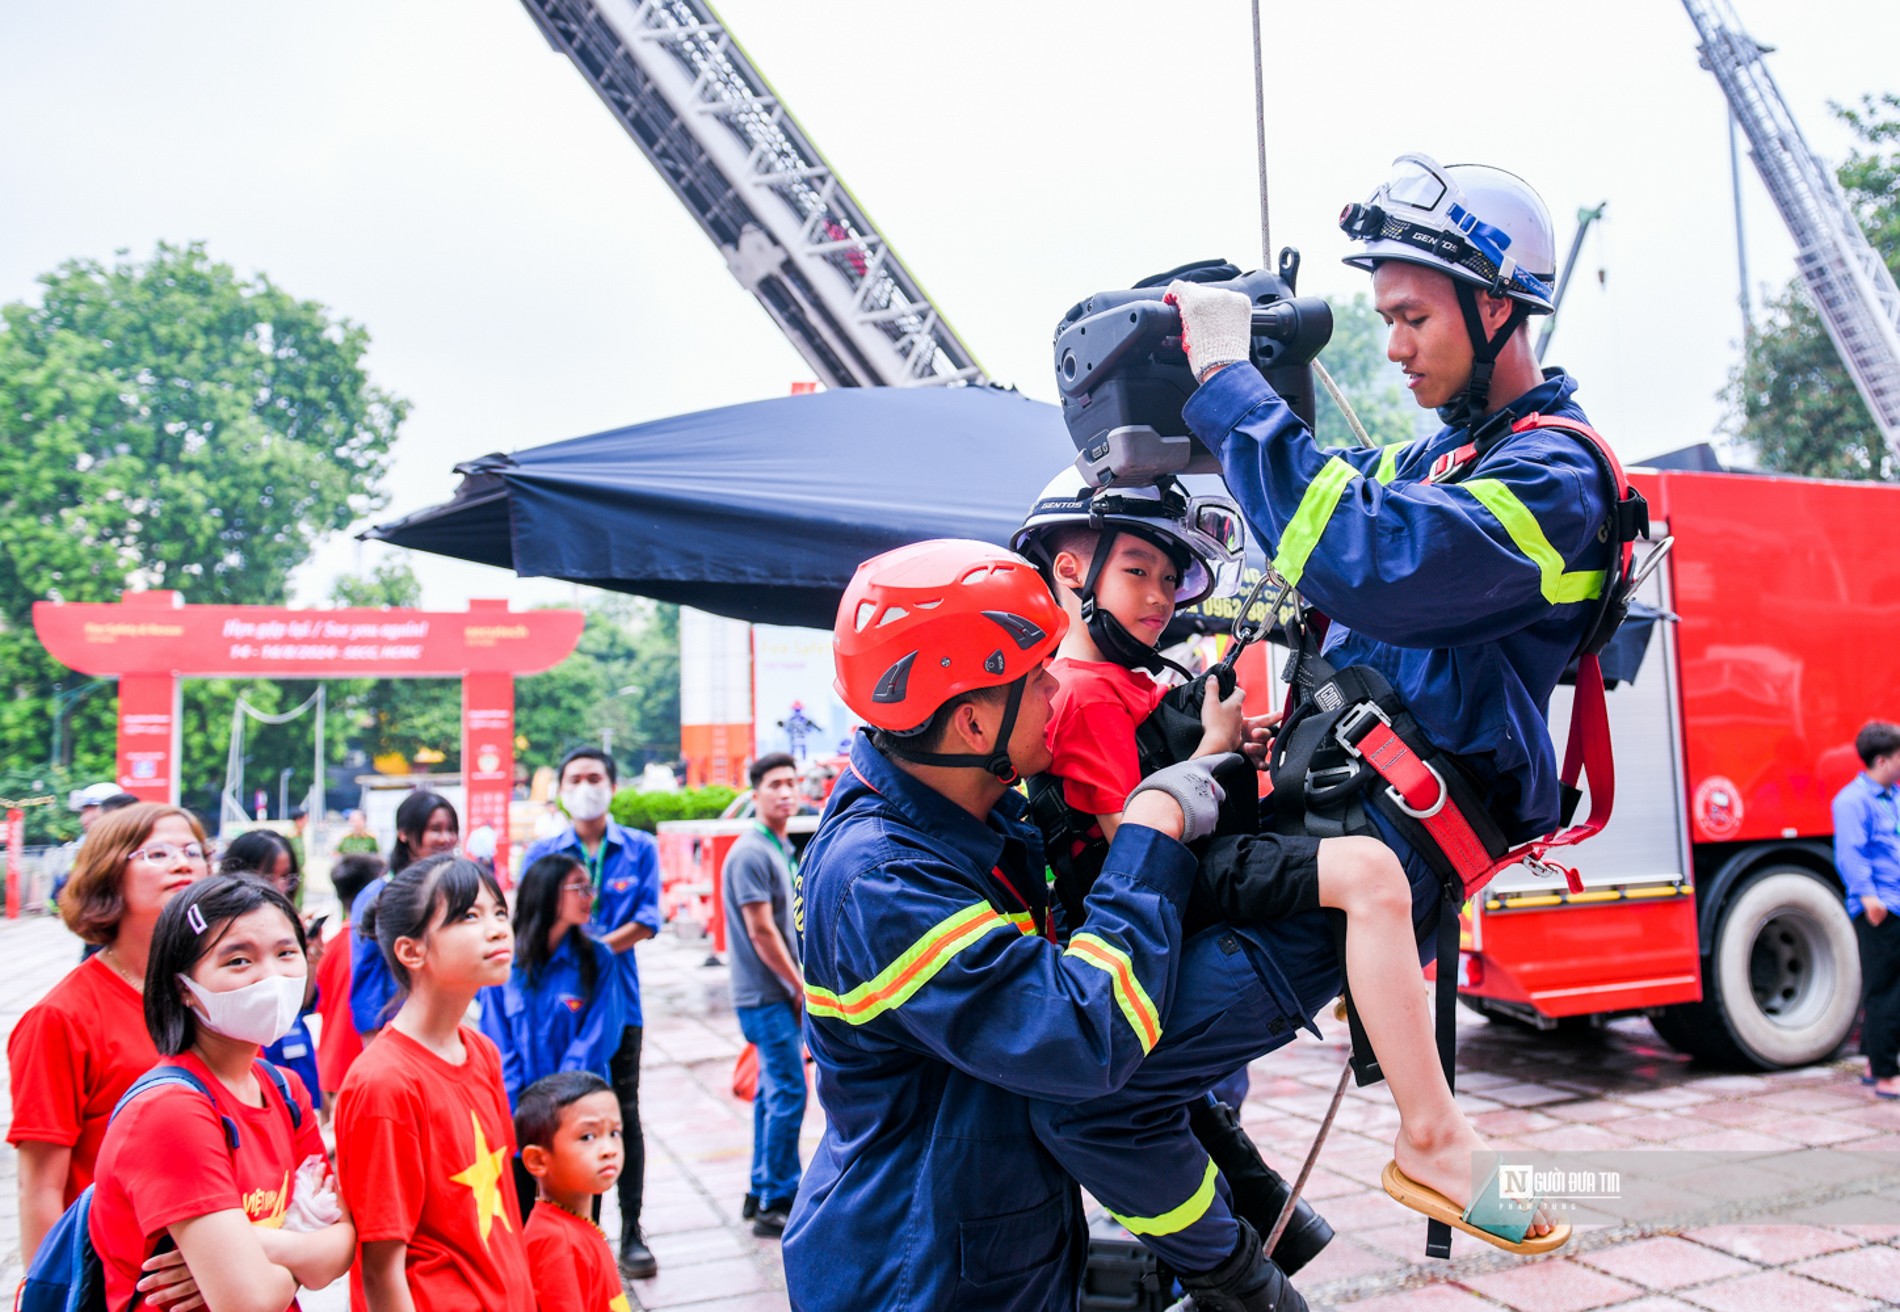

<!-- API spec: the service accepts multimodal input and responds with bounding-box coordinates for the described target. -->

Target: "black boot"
[1187,1098,1334,1276]
[1178,1219,1307,1312]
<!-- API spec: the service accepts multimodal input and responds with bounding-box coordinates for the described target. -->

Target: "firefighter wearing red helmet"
[781,539,1293,1311]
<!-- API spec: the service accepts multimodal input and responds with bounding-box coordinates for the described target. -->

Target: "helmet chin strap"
[1076,530,1195,681]
[878,675,1027,783]
[1437,283,1530,429]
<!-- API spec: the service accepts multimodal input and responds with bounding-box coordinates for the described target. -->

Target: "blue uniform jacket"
[349,876,397,1034]
[1184,366,1612,841]
[1833,773,1900,916]
[476,931,628,1107]
[782,734,1197,1311]
[525,823,663,1028]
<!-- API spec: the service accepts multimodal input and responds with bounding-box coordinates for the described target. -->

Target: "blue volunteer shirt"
[1833,773,1900,917]
[349,876,397,1034]
[477,932,628,1106]
[524,822,663,1027]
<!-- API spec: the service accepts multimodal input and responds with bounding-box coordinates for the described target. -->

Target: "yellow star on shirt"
[448,1111,513,1246]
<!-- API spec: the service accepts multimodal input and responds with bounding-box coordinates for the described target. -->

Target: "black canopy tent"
[366,385,1264,632]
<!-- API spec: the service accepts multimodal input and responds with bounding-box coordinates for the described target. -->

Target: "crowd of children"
[10,791,653,1312]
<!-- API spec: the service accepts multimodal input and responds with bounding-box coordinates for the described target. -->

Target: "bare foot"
[1876,1075,1900,1099]
[1394,1122,1555,1238]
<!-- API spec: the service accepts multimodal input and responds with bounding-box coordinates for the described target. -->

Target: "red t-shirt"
[88,1053,324,1312]
[523,1204,632,1312]
[314,924,361,1094]
[335,1025,534,1312]
[5,954,159,1204]
[1047,657,1171,818]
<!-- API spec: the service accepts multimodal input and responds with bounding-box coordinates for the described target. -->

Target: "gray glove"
[1166,280,1253,382]
[1126,753,1240,845]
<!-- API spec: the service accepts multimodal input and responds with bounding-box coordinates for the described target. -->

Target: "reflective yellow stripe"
[1003,911,1037,936]
[806,902,1009,1026]
[1066,933,1161,1053]
[1460,478,1606,605]
[1272,458,1357,586]
[1109,1157,1220,1236]
[1374,442,1405,484]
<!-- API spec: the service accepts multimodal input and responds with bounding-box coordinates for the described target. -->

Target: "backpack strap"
[254,1059,304,1131]
[111,1065,239,1151]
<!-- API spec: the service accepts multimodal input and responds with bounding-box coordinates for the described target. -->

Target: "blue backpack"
[19,1060,302,1312]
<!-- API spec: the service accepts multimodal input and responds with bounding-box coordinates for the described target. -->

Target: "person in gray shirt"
[722,752,807,1237]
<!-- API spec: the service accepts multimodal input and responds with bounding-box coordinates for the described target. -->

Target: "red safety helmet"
[834,539,1067,777]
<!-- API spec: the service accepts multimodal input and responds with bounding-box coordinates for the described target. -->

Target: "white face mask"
[562,782,612,823]
[178,972,305,1046]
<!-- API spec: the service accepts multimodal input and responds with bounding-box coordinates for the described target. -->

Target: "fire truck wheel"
[1652,866,1861,1070]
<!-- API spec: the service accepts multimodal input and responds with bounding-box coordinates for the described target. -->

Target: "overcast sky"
[4,0,1896,610]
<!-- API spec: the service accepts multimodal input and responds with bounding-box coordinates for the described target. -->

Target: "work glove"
[1127,753,1240,845]
[1166,280,1253,383]
[282,1154,343,1232]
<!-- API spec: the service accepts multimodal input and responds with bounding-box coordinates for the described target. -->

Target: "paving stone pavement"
[7,909,1900,1310]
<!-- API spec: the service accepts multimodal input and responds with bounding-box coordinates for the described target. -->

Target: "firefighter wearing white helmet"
[1161,157,1640,1251]
[1012,470,1244,677]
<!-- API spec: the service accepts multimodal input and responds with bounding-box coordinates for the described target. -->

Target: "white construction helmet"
[1012,470,1244,608]
[1340,154,1557,313]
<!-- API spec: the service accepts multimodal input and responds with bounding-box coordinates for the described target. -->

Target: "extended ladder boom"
[519,0,984,388]
[1682,0,1900,459]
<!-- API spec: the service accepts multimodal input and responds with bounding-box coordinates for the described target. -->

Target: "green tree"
[0,242,406,794]
[1727,93,1900,480]
[1311,292,1416,451]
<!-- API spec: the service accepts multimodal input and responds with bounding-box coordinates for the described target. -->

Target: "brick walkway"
[7,910,1900,1310]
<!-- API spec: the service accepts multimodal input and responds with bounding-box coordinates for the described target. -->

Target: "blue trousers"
[1030,813,1443,1274]
[737,1000,807,1206]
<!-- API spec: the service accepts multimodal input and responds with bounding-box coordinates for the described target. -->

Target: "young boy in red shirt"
[516,1071,631,1312]
[1014,472,1547,1254]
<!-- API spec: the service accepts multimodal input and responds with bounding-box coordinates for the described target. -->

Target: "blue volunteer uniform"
[1834,774,1900,917]
[477,932,628,1106]
[524,823,663,1021]
[783,734,1197,1311]
[1184,365,1612,844]
[349,876,396,1034]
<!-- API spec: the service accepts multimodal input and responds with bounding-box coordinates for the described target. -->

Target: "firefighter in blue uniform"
[1169,153,1614,863]
[1029,154,1610,1267]
[781,538,1299,1311]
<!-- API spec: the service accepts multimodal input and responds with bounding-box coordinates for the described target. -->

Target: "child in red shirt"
[1016,475,1550,1244]
[89,874,356,1312]
[335,853,535,1312]
[514,1071,631,1312]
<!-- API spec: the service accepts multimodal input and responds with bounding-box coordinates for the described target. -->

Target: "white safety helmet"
[1012,470,1245,608]
[1340,153,1557,313]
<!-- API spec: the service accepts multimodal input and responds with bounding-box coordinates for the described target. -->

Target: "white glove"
[1165,280,1253,382]
[281,1154,343,1232]
[1126,753,1239,845]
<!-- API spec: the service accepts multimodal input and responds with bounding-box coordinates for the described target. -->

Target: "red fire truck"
[1454,466,1898,1069]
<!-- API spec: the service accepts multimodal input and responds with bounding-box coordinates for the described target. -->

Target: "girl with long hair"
[334,854,533,1312]
[478,854,627,1221]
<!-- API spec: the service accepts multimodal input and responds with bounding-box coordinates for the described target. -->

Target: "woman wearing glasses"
[7,803,210,1267]
[477,852,627,1221]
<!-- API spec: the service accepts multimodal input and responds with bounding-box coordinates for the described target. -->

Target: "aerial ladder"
[1682,0,1900,463]
[516,0,984,389]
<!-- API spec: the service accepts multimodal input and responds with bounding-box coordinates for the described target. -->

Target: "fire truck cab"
[1457,466,1899,1068]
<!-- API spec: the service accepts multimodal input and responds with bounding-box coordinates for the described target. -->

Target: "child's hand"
[1195,681,1247,757]
[1240,709,1282,770]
